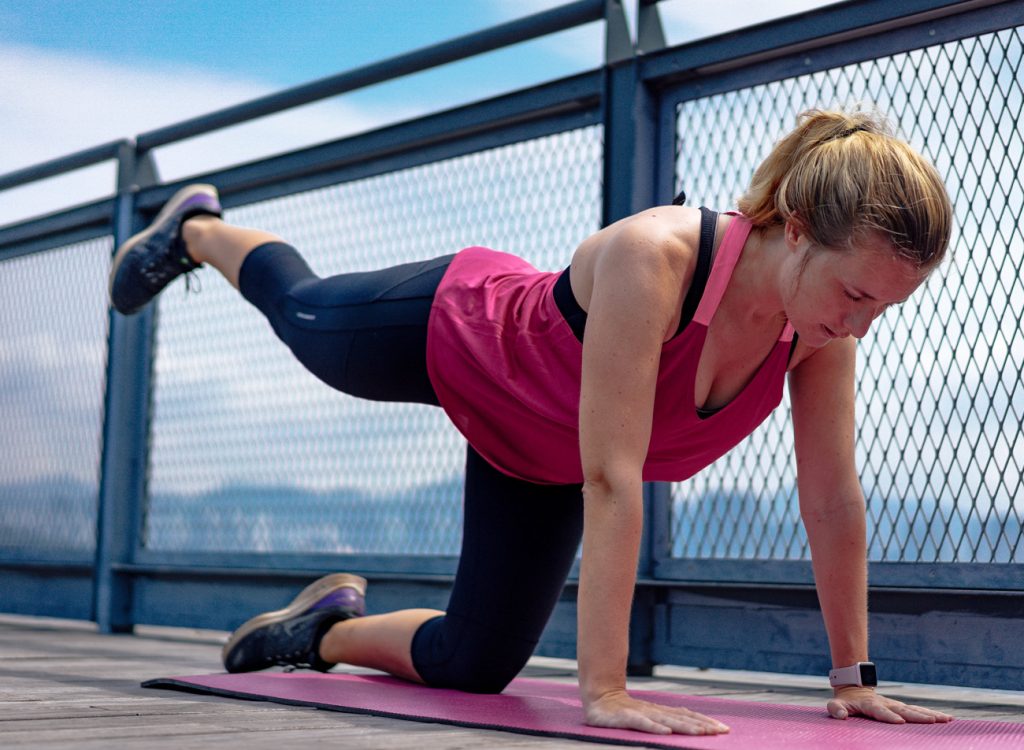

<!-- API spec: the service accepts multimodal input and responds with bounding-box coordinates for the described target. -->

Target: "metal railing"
[1,0,1021,689]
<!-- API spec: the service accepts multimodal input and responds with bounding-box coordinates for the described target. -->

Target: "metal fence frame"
[1,0,1022,689]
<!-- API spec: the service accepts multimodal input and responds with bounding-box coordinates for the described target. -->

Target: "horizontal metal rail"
[137,72,603,211]
[0,139,128,193]
[0,560,95,574]
[638,0,1013,85]
[135,0,606,151]
[130,549,460,576]
[0,199,115,261]
[111,562,459,585]
[656,1,1023,112]
[655,559,1024,591]
[72,563,1024,599]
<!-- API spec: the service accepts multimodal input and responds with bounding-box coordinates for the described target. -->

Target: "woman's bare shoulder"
[570,206,701,312]
[592,205,700,255]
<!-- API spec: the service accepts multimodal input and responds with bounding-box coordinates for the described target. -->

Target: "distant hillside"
[1,476,1020,562]
[0,476,97,551]
[145,479,464,554]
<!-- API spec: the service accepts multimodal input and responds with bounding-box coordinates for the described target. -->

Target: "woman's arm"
[789,338,951,724]
[576,216,729,736]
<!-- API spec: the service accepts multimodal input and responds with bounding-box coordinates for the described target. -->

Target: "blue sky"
[0,0,832,223]
[0,1,571,86]
[0,0,589,100]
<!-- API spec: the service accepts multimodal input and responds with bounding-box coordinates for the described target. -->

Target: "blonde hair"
[737,109,952,271]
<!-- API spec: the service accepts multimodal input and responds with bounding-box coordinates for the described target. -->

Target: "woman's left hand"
[828,687,953,723]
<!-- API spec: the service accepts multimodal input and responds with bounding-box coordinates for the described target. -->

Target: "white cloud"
[0,43,408,226]
[481,0,846,63]
[656,0,845,44]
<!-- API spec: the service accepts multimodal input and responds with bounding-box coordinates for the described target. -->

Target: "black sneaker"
[108,183,222,315]
[221,573,367,673]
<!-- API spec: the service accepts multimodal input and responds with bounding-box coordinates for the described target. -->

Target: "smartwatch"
[829,662,877,688]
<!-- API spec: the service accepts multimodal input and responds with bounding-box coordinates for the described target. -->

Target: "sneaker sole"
[220,573,367,665]
[107,183,219,302]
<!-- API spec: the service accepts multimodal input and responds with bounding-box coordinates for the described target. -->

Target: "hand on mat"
[584,689,730,735]
[828,687,954,724]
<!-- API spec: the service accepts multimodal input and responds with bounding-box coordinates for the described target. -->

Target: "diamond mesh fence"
[0,238,112,554]
[144,126,603,554]
[671,27,1024,563]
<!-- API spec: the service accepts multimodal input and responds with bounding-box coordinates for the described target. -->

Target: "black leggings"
[239,242,584,693]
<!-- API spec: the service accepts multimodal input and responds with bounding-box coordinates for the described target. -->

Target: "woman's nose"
[846,307,875,339]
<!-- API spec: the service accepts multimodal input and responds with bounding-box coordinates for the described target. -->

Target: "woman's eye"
[843,290,862,301]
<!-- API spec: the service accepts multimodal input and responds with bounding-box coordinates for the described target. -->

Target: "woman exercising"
[109,109,954,736]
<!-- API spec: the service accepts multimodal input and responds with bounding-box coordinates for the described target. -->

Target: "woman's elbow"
[582,463,643,506]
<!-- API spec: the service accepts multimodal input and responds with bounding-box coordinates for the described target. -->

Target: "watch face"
[860,663,878,687]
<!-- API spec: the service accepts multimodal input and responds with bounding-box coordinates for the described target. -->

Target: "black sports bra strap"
[555,205,718,344]
[676,206,717,336]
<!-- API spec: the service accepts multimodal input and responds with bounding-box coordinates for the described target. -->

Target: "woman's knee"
[428,649,529,694]
[453,670,519,695]
[412,615,534,694]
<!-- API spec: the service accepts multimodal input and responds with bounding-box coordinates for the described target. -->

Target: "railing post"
[93,143,159,633]
[601,0,665,226]
[636,0,667,55]
[633,482,672,675]
[602,0,669,676]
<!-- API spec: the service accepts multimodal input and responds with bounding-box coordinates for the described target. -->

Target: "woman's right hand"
[584,688,730,736]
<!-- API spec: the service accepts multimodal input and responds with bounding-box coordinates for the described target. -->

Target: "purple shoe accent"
[310,587,364,616]
[179,192,221,213]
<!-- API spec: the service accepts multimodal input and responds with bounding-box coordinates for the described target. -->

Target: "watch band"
[829,661,877,687]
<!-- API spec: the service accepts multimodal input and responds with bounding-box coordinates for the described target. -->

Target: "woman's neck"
[726,222,789,326]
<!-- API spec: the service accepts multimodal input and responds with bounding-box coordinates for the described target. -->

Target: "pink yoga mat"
[143,672,1024,749]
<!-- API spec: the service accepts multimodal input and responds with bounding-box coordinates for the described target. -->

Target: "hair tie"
[827,125,869,142]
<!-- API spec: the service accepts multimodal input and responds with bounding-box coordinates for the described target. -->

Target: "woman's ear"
[783,216,809,252]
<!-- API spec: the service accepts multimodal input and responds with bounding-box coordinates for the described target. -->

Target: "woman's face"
[781,223,926,348]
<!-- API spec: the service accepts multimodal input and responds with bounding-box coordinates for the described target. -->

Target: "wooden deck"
[1,613,1021,749]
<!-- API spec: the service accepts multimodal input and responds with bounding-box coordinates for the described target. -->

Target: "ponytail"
[737,109,951,270]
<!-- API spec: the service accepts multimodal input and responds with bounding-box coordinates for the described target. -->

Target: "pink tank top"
[426,215,794,485]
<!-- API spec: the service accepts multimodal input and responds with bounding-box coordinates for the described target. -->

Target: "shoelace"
[139,256,202,299]
[182,269,202,297]
[277,651,314,669]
